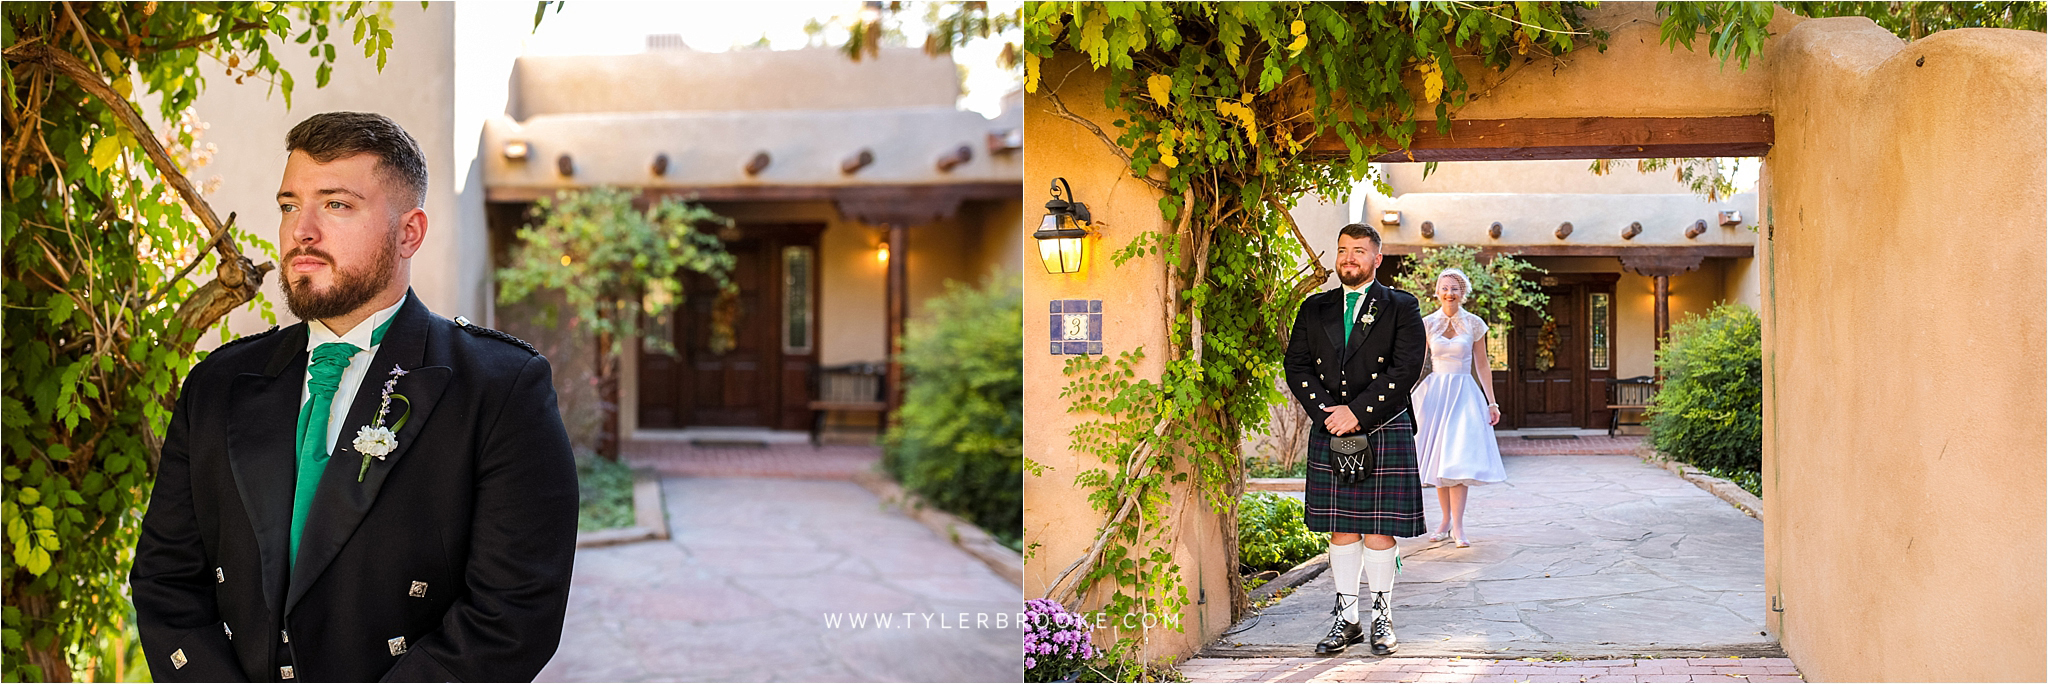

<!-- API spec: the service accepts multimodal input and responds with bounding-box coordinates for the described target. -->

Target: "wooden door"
[1513,282,1584,428]
[637,224,820,430]
[1501,272,1618,430]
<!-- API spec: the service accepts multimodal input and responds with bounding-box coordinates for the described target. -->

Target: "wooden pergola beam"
[1313,115,1775,162]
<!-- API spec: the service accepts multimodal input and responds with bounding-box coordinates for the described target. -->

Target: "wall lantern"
[1033,177,1092,274]
[1380,210,1401,226]
[502,140,529,160]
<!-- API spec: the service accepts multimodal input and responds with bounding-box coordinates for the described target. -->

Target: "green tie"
[289,315,395,566]
[1343,290,1363,344]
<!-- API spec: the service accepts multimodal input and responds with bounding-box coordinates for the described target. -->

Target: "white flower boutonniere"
[356,364,413,482]
[1361,299,1379,326]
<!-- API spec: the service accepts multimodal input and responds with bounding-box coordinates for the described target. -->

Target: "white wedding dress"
[1410,310,1507,487]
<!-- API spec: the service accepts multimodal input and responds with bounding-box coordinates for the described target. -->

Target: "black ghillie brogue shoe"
[1368,591,1399,656]
[1314,594,1364,655]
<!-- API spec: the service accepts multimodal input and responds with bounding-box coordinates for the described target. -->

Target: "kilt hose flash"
[1303,413,1426,537]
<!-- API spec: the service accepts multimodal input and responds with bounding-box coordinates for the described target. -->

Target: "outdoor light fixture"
[876,241,890,264]
[1719,210,1743,226]
[502,140,529,160]
[1380,210,1401,226]
[1034,177,1092,274]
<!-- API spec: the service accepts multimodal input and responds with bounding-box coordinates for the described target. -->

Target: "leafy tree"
[1389,245,1548,327]
[2,3,407,679]
[1648,304,1762,476]
[1784,1,2045,40]
[883,273,1023,549]
[495,187,736,461]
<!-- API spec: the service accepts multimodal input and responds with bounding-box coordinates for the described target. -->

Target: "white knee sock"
[1361,543,1399,622]
[1328,540,1364,623]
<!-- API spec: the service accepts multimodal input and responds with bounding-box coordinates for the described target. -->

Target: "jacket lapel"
[286,292,453,615]
[1343,282,1384,363]
[226,324,310,624]
[1320,289,1346,352]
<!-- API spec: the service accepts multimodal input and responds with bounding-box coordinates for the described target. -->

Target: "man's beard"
[1337,265,1370,287]
[282,235,397,322]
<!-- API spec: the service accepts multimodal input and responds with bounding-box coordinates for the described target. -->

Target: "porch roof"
[480,106,1021,203]
[1367,190,1760,254]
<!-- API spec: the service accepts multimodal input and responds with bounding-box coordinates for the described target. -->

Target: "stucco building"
[1287,159,1759,431]
[194,3,1021,446]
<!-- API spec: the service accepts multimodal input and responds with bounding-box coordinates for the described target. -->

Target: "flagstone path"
[1206,440,1782,675]
[537,445,1020,682]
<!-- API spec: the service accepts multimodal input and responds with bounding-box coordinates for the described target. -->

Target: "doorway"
[635,223,822,431]
[1501,273,1617,430]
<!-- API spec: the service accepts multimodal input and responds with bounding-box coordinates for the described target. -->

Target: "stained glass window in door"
[1589,292,1611,370]
[782,246,814,354]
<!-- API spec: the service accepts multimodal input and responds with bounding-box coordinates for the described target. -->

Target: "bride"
[1410,268,1507,547]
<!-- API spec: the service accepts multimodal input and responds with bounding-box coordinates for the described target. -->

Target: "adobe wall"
[1022,53,1235,660]
[1762,20,2045,681]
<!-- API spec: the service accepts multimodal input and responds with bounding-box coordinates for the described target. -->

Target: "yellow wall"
[1764,20,2045,681]
[1023,52,1235,661]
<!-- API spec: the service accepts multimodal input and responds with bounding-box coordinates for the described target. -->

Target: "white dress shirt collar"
[306,297,405,353]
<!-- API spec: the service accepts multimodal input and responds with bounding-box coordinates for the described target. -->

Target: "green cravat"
[289,314,395,566]
[1342,290,1363,344]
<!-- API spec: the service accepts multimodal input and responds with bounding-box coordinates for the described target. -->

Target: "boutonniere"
[1361,299,1379,326]
[354,364,412,482]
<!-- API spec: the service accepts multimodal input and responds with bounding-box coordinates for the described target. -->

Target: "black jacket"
[1282,282,1428,435]
[132,291,577,682]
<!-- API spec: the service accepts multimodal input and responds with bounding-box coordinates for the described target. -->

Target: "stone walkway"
[538,473,1021,682]
[1209,449,1777,663]
[1178,656,1803,682]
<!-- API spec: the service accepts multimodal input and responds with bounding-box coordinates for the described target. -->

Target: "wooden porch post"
[1653,274,1671,381]
[1620,254,1702,383]
[885,221,909,420]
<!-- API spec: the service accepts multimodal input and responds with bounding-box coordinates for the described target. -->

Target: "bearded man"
[132,112,577,682]
[1281,223,1428,656]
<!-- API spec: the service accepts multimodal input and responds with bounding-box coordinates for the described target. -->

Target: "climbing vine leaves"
[3,3,404,679]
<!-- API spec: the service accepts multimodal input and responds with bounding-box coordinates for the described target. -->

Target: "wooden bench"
[1606,375,1657,437]
[808,362,888,446]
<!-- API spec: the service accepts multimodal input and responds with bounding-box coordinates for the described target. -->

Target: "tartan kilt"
[1303,411,1426,537]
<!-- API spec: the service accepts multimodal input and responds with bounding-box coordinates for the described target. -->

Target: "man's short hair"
[285,111,428,210]
[1338,223,1382,249]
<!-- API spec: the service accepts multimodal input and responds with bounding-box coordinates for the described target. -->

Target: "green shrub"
[575,449,636,532]
[883,273,1023,549]
[1237,492,1324,573]
[1648,303,1762,475]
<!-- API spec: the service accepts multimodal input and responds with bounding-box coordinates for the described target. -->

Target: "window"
[1589,292,1611,371]
[1487,322,1508,371]
[782,246,814,354]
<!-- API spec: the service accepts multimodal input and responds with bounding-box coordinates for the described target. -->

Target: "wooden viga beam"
[1308,115,1774,162]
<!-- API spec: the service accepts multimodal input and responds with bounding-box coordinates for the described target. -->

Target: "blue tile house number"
[1049,299,1103,355]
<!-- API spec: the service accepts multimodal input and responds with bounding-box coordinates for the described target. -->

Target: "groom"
[1282,223,1427,656]
[132,112,577,681]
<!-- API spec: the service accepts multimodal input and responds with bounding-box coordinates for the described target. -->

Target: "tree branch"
[1040,90,1169,192]
[5,42,272,342]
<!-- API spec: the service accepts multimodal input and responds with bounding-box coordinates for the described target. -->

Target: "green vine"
[2,3,413,679]
[1022,1,1788,669]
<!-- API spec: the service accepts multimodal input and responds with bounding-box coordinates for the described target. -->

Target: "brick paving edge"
[573,467,671,548]
[1634,445,1763,521]
[851,470,1024,587]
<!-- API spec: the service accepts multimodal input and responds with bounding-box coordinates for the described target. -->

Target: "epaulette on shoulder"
[215,325,280,352]
[452,316,537,355]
